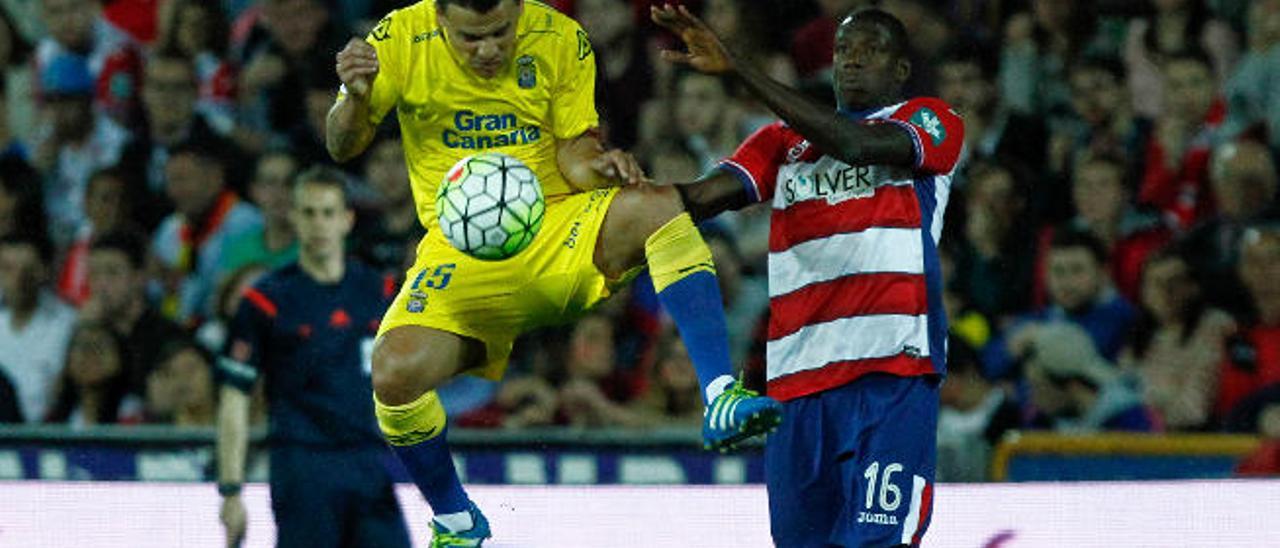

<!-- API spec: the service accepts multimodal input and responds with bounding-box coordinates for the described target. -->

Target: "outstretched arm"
[676,171,752,222]
[651,4,915,168]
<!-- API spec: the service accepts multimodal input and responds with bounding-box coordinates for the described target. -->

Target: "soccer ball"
[436,152,546,261]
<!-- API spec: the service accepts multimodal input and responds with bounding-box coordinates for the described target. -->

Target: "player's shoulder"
[367,1,437,46]
[522,1,592,58]
[890,97,963,127]
[525,1,585,34]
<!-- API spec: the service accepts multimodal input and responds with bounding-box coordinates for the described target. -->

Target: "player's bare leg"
[596,184,781,451]
[371,326,491,545]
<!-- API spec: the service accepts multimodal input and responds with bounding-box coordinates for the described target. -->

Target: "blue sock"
[657,271,736,403]
[646,214,736,404]
[391,427,470,515]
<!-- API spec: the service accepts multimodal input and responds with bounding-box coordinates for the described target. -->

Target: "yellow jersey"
[346,0,599,227]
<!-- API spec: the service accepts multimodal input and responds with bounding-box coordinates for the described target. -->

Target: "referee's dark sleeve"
[217,287,274,392]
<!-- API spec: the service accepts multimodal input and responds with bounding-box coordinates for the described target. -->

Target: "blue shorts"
[765,373,940,548]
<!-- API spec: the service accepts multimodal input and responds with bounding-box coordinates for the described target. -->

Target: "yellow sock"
[374,390,447,446]
[645,212,716,292]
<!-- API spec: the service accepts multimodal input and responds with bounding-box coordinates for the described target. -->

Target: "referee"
[215,166,411,548]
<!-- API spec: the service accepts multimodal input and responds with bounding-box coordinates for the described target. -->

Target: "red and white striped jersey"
[717,97,964,401]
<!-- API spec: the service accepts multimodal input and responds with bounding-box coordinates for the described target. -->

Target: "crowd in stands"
[0,0,1278,480]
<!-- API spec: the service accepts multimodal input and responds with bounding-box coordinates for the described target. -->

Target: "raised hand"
[335,38,379,99]
[650,3,735,74]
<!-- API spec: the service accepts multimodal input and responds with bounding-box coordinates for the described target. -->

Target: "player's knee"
[624,183,685,231]
[370,335,431,406]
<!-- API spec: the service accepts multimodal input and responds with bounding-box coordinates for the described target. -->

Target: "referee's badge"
[517,55,536,89]
[406,290,428,313]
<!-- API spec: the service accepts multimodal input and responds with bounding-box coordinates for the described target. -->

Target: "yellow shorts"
[377,188,624,380]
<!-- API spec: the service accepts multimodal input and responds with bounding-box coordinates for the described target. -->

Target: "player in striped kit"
[654,5,964,547]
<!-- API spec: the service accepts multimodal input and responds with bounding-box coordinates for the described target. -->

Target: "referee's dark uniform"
[219,260,410,548]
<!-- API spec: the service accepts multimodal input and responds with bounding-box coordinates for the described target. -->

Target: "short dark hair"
[0,231,54,266]
[91,230,148,270]
[168,137,226,169]
[293,165,351,205]
[937,39,997,80]
[838,8,909,59]
[436,0,515,13]
[1050,227,1108,265]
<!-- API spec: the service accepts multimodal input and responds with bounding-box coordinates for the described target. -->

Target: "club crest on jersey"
[910,107,945,146]
[786,140,811,163]
[517,55,537,89]
[406,290,428,313]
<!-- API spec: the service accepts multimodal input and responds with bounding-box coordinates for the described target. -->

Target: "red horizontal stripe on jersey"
[767,273,928,340]
[769,184,921,252]
[243,288,277,318]
[767,353,935,401]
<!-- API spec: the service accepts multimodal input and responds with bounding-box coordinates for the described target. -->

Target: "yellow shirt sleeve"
[359,11,405,125]
[550,19,599,140]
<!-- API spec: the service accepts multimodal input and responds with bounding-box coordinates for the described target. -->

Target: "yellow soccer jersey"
[346,0,599,227]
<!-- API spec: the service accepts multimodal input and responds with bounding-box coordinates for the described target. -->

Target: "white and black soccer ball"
[436,152,545,261]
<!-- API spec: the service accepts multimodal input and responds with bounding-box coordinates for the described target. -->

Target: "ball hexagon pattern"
[436,152,545,261]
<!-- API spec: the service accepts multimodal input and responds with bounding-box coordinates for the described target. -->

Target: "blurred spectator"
[949,161,1036,323]
[236,0,346,143]
[217,149,299,278]
[153,0,237,131]
[576,0,652,149]
[55,167,140,306]
[1021,322,1157,433]
[999,0,1104,125]
[627,328,703,426]
[1183,140,1280,313]
[1138,51,1224,230]
[1123,0,1239,119]
[128,48,246,227]
[45,321,143,426]
[352,135,423,275]
[704,227,767,365]
[33,0,143,126]
[984,228,1137,380]
[32,52,130,246]
[936,43,1048,190]
[1120,248,1234,431]
[937,335,1019,482]
[1215,227,1280,419]
[1034,153,1172,304]
[557,313,642,427]
[150,139,262,325]
[285,74,341,167]
[195,262,267,356]
[0,232,76,423]
[1222,0,1280,149]
[0,5,35,156]
[476,375,559,429]
[147,338,216,426]
[0,156,46,243]
[1050,55,1150,183]
[640,69,745,181]
[82,230,189,395]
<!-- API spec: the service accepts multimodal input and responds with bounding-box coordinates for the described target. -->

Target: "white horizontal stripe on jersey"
[768,227,924,297]
[765,313,932,381]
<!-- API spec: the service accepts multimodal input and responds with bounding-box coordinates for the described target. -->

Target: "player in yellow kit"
[326,1,781,545]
